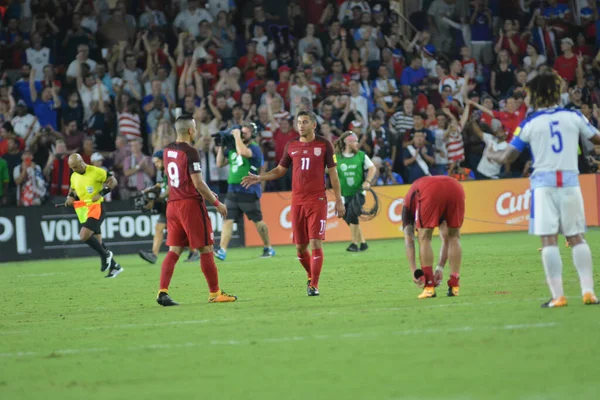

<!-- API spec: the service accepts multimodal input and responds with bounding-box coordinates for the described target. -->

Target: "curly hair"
[335,131,355,154]
[528,70,562,109]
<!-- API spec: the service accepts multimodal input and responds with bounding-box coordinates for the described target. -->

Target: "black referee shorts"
[82,203,106,234]
[343,193,365,225]
[225,192,263,222]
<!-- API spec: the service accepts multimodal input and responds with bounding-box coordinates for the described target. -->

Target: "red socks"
[200,252,220,293]
[448,273,460,288]
[311,249,324,288]
[297,251,312,278]
[159,251,180,291]
[422,266,434,287]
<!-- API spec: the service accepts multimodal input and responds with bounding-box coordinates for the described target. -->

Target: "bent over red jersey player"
[157,115,237,306]
[402,175,465,299]
[242,111,345,296]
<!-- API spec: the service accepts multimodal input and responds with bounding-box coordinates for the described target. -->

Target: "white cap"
[91,152,104,162]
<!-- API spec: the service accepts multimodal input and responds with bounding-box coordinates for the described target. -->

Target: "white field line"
[0,322,558,358]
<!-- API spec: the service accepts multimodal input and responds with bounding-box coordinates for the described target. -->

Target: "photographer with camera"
[138,150,169,264]
[335,132,377,252]
[214,123,275,260]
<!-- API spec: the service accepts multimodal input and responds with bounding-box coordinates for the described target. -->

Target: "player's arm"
[65,187,76,206]
[232,128,252,158]
[242,141,291,187]
[325,140,345,217]
[190,172,219,205]
[92,170,117,202]
[328,166,345,217]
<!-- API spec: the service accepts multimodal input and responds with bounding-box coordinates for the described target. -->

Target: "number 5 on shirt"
[550,121,563,153]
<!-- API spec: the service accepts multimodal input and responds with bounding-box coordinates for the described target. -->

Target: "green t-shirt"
[337,151,365,197]
[0,158,7,197]
[227,142,261,185]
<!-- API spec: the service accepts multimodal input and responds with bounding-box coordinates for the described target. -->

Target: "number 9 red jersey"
[163,142,203,202]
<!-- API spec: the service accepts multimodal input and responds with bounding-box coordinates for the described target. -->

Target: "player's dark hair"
[176,114,194,122]
[297,110,317,124]
[528,71,562,109]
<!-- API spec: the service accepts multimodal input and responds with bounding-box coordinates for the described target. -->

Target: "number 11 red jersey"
[163,142,202,202]
[279,136,336,204]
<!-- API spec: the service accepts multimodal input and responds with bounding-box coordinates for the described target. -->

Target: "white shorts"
[530,186,586,237]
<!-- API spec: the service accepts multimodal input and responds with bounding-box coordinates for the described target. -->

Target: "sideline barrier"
[244,175,600,246]
[0,201,244,262]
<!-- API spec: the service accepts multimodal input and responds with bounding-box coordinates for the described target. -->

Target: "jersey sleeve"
[574,110,600,140]
[94,166,108,183]
[363,154,374,169]
[186,146,202,175]
[279,141,292,168]
[325,139,336,168]
[510,119,530,151]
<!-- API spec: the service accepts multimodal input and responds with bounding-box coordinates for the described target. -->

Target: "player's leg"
[157,205,187,306]
[417,228,437,299]
[292,204,312,288]
[533,188,567,308]
[308,239,323,296]
[214,193,242,260]
[240,194,275,258]
[187,200,236,303]
[306,199,328,296]
[79,205,115,274]
[561,187,598,305]
[446,227,461,297]
[434,221,449,286]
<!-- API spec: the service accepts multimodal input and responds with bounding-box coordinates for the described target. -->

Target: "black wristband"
[99,186,111,196]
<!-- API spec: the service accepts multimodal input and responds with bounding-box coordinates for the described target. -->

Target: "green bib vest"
[228,142,259,184]
[337,151,365,197]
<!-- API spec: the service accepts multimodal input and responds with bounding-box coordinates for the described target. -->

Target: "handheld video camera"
[132,187,164,215]
[211,123,258,149]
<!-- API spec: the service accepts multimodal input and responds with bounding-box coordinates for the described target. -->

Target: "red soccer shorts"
[416,179,465,229]
[291,198,328,245]
[166,199,214,249]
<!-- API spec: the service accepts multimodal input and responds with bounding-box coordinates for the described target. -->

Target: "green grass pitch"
[2,230,600,400]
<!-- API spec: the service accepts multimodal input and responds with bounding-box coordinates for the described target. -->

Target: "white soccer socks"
[541,246,564,299]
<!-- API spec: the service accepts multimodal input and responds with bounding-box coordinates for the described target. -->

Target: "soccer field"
[2,231,600,400]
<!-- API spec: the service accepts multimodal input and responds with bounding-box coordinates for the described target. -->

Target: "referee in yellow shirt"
[65,153,123,278]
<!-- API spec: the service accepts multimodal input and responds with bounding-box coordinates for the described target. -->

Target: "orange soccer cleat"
[541,296,568,308]
[583,292,599,305]
[418,287,437,299]
[208,289,238,303]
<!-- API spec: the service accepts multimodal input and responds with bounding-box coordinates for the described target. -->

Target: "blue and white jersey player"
[489,100,600,308]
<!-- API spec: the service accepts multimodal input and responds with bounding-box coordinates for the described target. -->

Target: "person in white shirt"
[471,117,508,179]
[373,65,398,104]
[289,72,314,118]
[338,1,371,24]
[488,71,600,308]
[173,0,213,38]
[75,57,110,121]
[12,100,40,145]
[66,44,97,83]
[349,80,368,125]
[26,33,52,81]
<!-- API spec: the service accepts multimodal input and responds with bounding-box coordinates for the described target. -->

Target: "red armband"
[213,199,220,207]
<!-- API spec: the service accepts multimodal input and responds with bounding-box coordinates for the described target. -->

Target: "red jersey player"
[402,175,465,299]
[242,111,345,296]
[157,115,237,306]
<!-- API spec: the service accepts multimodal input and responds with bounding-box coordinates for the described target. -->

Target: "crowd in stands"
[0,0,599,207]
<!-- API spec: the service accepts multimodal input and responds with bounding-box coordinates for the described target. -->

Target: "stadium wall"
[0,202,244,262]
[244,175,600,246]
